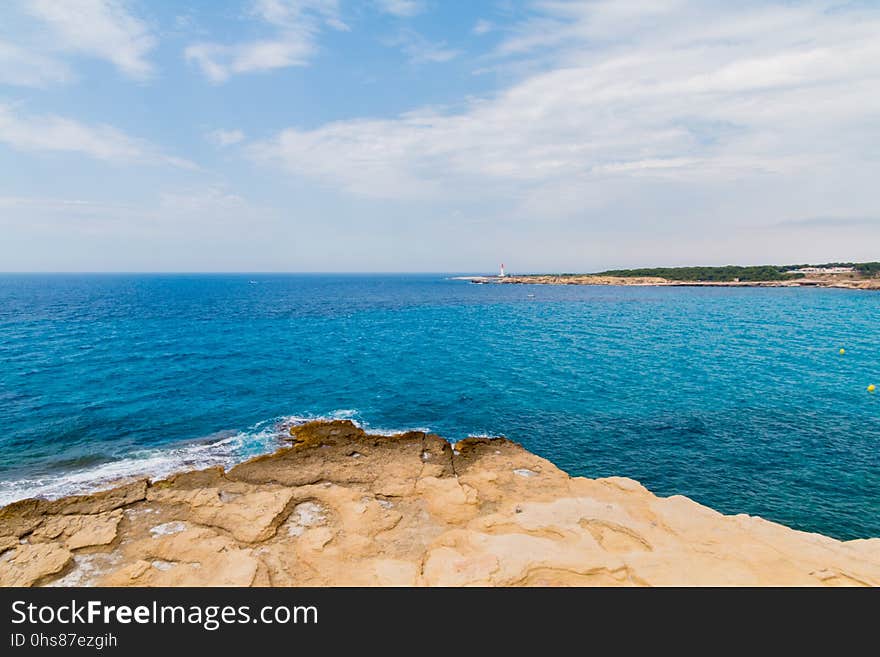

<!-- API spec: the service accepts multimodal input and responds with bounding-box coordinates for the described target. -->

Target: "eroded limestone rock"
[0,420,877,587]
[31,510,123,549]
[0,543,72,586]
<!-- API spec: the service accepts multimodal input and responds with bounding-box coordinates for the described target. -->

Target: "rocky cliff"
[1,420,878,586]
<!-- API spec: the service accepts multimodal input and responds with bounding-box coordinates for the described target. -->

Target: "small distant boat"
[527,293,535,298]
[248,280,258,284]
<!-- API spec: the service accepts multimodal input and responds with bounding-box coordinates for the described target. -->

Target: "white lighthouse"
[499,263,506,277]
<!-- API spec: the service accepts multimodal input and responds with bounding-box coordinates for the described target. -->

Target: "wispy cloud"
[206,128,246,147]
[185,40,316,83]
[0,0,155,87]
[375,0,426,18]
[23,0,156,80]
[0,39,73,87]
[185,0,348,83]
[0,104,195,168]
[253,0,880,211]
[386,29,459,64]
[472,19,493,36]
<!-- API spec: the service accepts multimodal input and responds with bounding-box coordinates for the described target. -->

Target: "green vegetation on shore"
[582,262,880,282]
[593,265,799,282]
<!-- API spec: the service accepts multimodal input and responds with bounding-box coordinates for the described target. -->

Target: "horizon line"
[0,271,509,276]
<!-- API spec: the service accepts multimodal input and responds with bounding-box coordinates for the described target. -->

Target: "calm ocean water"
[0,274,877,539]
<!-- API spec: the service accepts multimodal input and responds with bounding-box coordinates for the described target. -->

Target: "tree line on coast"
[579,262,880,282]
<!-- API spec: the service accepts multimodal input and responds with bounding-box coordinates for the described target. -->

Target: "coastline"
[457,274,880,290]
[2,420,878,587]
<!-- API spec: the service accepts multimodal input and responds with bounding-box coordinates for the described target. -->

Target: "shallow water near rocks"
[0,273,878,540]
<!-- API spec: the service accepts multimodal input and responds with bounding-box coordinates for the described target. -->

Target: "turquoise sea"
[0,274,877,540]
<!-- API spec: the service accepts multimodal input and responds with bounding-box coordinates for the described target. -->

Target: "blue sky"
[1,0,879,272]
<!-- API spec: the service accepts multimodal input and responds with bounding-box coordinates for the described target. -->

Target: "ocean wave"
[0,424,273,507]
[365,425,433,436]
[0,411,442,507]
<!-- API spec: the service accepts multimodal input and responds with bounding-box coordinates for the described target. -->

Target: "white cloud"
[256,0,348,28]
[252,0,880,215]
[206,128,246,147]
[472,19,493,36]
[0,104,194,168]
[0,39,73,87]
[185,40,315,83]
[375,0,425,18]
[186,0,347,83]
[386,29,459,64]
[24,0,156,80]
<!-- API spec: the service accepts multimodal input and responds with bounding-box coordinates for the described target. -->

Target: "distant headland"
[457,262,880,290]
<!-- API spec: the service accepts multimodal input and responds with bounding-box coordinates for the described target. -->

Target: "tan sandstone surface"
[1,420,878,587]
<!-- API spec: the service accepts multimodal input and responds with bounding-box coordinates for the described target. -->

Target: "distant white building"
[788,266,855,274]
[499,263,506,277]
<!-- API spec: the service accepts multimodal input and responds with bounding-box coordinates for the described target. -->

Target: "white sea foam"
[0,415,302,506]
[365,425,432,436]
[0,411,443,507]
